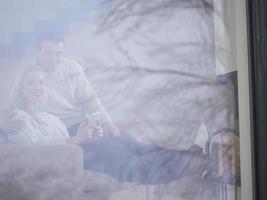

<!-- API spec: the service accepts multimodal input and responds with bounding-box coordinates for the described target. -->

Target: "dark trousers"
[68,124,206,185]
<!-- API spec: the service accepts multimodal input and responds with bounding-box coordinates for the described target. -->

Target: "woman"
[4,67,100,145]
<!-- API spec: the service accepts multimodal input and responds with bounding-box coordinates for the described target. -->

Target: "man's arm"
[73,61,120,136]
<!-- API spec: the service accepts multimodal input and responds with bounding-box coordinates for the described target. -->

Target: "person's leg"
[67,123,132,178]
[110,139,206,185]
[81,130,207,184]
[81,132,140,180]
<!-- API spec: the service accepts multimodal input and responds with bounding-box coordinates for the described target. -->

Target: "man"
[0,32,207,184]
[36,33,118,137]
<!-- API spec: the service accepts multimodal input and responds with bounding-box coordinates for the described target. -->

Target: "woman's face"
[19,69,46,105]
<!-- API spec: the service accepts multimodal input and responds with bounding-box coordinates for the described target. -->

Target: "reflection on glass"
[0,0,242,199]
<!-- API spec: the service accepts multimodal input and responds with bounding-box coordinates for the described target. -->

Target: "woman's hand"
[93,125,104,137]
[67,122,104,145]
[0,111,25,134]
[67,122,93,145]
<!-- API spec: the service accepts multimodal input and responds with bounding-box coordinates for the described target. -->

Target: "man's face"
[38,41,64,73]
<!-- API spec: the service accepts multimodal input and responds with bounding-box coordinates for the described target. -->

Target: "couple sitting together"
[0,33,206,184]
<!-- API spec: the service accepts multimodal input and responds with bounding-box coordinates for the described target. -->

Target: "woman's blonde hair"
[5,66,47,112]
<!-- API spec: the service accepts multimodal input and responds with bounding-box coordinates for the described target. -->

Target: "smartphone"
[86,112,103,127]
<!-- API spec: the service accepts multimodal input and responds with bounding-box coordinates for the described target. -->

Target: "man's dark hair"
[37,31,65,48]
